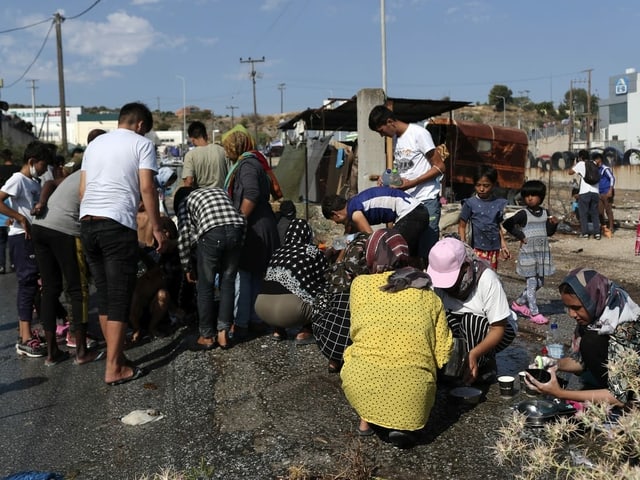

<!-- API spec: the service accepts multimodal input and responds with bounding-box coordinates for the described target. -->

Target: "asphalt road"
[0,258,586,480]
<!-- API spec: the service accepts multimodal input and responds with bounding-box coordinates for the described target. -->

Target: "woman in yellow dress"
[340,229,453,449]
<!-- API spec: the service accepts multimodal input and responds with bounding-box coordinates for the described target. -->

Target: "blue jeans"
[234,270,264,329]
[578,192,600,235]
[422,196,442,255]
[80,219,138,322]
[196,225,243,337]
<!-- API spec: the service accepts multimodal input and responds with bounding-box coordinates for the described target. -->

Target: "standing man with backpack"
[569,150,601,239]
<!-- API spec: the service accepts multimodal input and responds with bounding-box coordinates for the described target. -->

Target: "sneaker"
[66,332,98,349]
[594,234,601,240]
[579,234,589,239]
[511,301,531,318]
[31,328,47,345]
[0,266,5,274]
[529,313,549,325]
[16,338,46,358]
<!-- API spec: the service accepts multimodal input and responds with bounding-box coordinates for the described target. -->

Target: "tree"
[558,88,599,116]
[488,85,513,110]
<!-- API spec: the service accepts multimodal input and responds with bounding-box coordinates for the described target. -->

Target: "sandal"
[529,313,549,325]
[217,330,231,350]
[44,350,71,367]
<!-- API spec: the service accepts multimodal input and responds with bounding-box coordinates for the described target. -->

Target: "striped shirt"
[176,187,246,271]
[347,186,421,226]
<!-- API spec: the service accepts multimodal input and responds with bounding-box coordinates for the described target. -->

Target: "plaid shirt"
[176,187,246,272]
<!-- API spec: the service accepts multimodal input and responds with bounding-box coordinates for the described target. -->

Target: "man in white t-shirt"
[369,105,445,256]
[569,149,601,239]
[80,102,167,386]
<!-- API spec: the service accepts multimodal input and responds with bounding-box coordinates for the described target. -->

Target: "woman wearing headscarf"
[311,231,370,373]
[222,126,280,339]
[254,218,328,343]
[526,268,640,406]
[340,229,453,449]
[427,237,517,385]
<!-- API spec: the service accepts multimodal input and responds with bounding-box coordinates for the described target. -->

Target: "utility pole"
[240,56,265,142]
[568,80,574,152]
[226,105,238,126]
[27,79,38,137]
[584,68,593,149]
[54,12,68,154]
[278,83,286,114]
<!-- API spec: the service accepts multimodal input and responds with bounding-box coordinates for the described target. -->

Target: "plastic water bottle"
[390,168,403,187]
[546,322,563,359]
[381,168,392,186]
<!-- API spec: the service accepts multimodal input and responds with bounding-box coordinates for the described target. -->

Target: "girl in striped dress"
[503,180,559,325]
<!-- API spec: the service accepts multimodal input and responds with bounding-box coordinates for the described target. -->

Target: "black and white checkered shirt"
[176,187,246,272]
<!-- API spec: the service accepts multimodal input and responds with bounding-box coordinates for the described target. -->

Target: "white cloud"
[65,11,157,68]
[261,0,289,12]
[131,0,161,5]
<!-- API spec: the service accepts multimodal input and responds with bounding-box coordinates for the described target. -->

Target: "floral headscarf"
[365,228,409,274]
[560,268,640,334]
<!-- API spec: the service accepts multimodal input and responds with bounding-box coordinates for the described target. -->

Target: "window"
[609,102,627,124]
[476,139,492,153]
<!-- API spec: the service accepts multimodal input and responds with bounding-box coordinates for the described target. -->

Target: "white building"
[600,67,640,161]
[7,106,82,145]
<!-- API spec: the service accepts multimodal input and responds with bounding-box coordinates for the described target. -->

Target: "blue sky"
[0,0,638,118]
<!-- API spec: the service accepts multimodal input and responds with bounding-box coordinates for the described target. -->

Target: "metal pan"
[513,398,576,427]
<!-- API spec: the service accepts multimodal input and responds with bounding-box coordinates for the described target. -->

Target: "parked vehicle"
[426,118,528,202]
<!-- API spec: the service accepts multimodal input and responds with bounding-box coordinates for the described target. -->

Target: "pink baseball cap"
[427,237,467,288]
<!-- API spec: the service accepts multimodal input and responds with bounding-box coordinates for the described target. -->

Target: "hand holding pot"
[525,366,563,397]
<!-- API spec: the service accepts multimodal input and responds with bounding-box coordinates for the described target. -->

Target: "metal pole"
[381,0,387,93]
[278,83,286,114]
[54,13,67,153]
[177,75,186,155]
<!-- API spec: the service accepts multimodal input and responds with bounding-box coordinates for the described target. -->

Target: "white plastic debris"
[121,409,165,425]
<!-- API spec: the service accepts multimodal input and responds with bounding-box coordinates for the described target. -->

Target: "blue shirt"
[347,186,421,226]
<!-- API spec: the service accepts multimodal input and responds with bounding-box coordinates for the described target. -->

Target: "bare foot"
[74,350,105,365]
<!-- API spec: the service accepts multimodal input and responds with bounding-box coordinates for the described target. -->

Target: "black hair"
[558,282,575,295]
[368,105,396,131]
[591,152,603,162]
[473,165,498,184]
[520,180,546,202]
[173,186,196,214]
[321,194,347,219]
[187,121,207,139]
[119,102,153,133]
[577,149,589,161]
[22,140,54,166]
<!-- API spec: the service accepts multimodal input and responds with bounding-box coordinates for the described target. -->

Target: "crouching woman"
[526,268,640,406]
[340,229,453,449]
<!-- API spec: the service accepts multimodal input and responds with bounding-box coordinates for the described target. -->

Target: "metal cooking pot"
[513,398,576,427]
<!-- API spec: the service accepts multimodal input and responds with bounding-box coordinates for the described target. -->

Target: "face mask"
[29,164,39,180]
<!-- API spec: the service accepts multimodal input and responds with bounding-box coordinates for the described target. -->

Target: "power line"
[5,20,55,89]
[0,0,102,34]
[0,18,51,35]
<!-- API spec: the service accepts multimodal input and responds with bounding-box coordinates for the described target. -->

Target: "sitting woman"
[254,218,328,343]
[340,229,453,449]
[526,268,640,406]
[311,232,370,373]
[427,237,516,384]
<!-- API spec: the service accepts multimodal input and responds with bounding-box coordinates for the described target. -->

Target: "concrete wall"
[525,164,640,190]
[356,88,385,193]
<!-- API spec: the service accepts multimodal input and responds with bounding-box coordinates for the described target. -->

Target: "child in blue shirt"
[458,165,510,269]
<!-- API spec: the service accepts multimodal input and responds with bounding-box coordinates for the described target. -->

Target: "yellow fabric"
[341,272,453,431]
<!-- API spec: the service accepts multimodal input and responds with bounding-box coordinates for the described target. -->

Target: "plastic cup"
[518,371,527,391]
[497,375,515,397]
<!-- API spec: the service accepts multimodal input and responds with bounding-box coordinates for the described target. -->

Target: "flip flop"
[356,426,374,437]
[73,350,106,366]
[107,366,146,386]
[44,350,71,367]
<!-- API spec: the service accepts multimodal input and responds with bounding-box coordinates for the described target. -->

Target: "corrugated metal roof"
[278,96,471,132]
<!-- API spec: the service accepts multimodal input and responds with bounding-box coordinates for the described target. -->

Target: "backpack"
[583,159,601,185]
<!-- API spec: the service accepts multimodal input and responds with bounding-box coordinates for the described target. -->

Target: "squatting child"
[502,180,559,325]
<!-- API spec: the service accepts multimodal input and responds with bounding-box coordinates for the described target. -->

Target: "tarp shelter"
[275,96,470,202]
